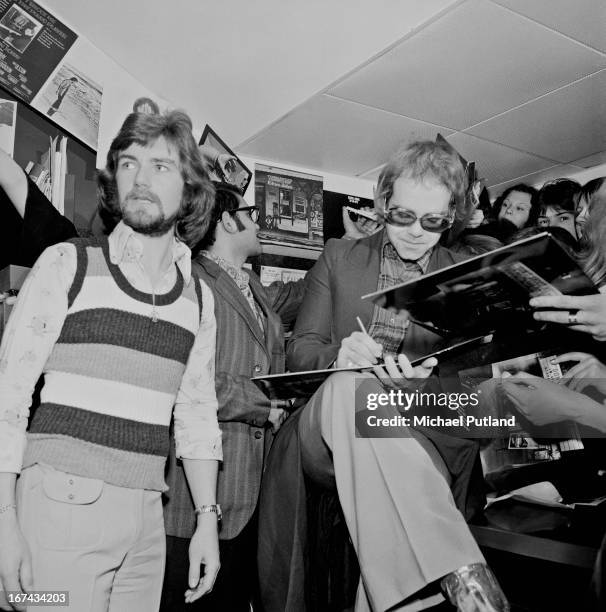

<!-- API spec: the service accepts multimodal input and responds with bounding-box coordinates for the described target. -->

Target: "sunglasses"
[384,206,454,233]
[232,206,259,223]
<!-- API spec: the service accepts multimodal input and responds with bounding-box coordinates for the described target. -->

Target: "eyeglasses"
[384,206,454,233]
[232,206,259,223]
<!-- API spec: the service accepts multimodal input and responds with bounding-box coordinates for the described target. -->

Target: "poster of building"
[32,38,103,150]
[255,163,324,247]
[322,189,374,242]
[0,0,77,103]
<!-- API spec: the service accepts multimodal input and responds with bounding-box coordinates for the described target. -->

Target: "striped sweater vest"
[23,237,203,491]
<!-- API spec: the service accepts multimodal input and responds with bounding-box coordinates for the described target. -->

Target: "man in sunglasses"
[259,140,509,612]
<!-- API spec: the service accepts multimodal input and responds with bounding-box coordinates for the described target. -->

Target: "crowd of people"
[0,107,605,612]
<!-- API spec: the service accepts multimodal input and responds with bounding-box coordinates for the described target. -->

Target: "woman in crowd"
[576,177,606,239]
[465,183,539,243]
[536,178,581,240]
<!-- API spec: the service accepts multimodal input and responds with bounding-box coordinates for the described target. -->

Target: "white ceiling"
[43,0,606,193]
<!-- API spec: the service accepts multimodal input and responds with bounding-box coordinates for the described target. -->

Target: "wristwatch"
[194,504,222,521]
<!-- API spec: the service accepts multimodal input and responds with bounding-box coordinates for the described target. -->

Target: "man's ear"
[220,210,239,234]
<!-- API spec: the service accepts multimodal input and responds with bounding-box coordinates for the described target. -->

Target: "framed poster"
[255,163,324,248]
[0,0,77,103]
[32,47,103,150]
[199,124,252,194]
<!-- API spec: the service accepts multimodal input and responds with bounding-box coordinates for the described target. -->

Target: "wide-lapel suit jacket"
[287,229,469,371]
[164,255,306,540]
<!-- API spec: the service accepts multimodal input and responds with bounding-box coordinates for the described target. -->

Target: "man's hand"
[184,516,220,604]
[0,516,33,612]
[530,293,606,341]
[372,354,437,390]
[499,371,598,426]
[335,331,382,369]
[341,207,381,241]
[267,406,288,432]
[553,352,606,395]
[466,209,484,229]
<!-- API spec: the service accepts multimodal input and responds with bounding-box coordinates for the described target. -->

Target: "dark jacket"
[287,230,469,369]
[163,255,306,540]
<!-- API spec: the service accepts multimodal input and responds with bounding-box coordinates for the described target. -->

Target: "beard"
[120,189,180,236]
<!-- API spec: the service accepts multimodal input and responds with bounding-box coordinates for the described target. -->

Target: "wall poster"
[31,38,104,151]
[0,0,77,103]
[255,163,324,248]
[199,124,252,194]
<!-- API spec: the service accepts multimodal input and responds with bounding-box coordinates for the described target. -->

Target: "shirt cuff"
[174,425,223,462]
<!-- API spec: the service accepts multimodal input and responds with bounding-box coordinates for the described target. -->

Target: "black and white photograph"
[198,124,251,193]
[0,2,605,612]
[33,61,102,149]
[0,3,41,53]
[0,0,77,103]
[255,163,324,247]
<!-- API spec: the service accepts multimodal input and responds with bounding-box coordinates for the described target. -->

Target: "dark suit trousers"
[160,517,257,612]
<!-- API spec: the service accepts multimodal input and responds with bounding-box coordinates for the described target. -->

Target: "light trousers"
[17,463,165,612]
[298,372,484,612]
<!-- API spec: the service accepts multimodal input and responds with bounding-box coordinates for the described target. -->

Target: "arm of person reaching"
[500,371,606,433]
[341,206,382,241]
[215,371,287,431]
[173,280,222,603]
[286,241,342,371]
[0,243,75,611]
[264,275,307,329]
[530,292,606,342]
[0,148,78,266]
[0,148,27,217]
[553,352,606,395]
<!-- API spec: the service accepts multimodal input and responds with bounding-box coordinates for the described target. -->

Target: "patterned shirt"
[201,250,265,331]
[368,230,432,356]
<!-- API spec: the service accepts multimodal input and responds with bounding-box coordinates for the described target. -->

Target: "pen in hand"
[356,316,369,336]
[356,316,383,364]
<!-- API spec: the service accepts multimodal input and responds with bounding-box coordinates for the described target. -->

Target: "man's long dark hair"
[97,110,215,248]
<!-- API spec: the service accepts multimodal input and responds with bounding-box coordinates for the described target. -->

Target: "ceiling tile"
[468,71,606,163]
[328,0,605,130]
[446,133,555,187]
[42,0,459,146]
[571,150,606,169]
[492,0,606,52]
[488,164,584,194]
[239,95,453,176]
[358,165,385,181]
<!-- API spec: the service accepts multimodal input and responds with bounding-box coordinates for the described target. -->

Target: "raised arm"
[0,148,28,217]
